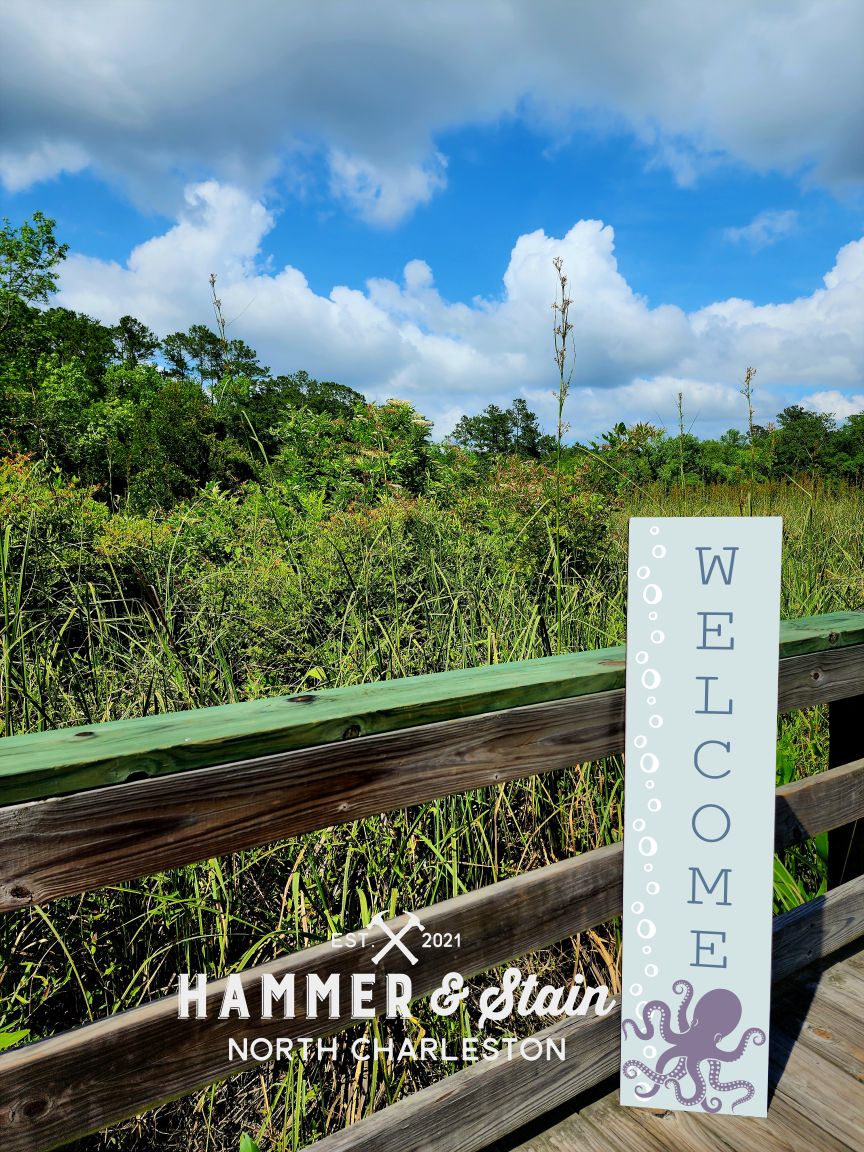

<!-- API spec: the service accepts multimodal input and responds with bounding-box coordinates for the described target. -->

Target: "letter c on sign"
[693,740,731,779]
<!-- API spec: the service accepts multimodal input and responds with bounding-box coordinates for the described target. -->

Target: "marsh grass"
[1,478,862,1150]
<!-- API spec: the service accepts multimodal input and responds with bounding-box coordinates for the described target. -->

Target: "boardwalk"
[508,940,864,1152]
[1,612,862,1151]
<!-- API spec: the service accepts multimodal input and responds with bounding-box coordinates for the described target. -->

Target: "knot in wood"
[22,1098,49,1119]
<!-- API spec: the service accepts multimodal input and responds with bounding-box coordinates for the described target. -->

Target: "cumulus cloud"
[724,209,799,251]
[802,390,864,420]
[0,140,89,191]
[2,1,862,217]
[54,181,864,441]
[327,150,448,226]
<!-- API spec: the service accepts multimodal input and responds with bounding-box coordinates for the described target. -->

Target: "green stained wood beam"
[1,611,863,806]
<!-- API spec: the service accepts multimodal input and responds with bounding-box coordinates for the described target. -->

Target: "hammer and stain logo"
[176,907,614,1065]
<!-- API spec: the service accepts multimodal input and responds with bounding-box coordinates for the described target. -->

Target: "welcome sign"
[620,517,782,1117]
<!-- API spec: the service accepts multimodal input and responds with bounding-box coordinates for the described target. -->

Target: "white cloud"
[0,140,89,191]
[1,1,862,216]
[724,210,799,250]
[55,182,864,441]
[327,150,448,226]
[801,390,864,420]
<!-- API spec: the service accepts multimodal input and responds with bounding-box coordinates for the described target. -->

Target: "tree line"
[2,212,862,513]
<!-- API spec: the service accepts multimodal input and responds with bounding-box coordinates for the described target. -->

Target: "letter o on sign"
[691,804,731,843]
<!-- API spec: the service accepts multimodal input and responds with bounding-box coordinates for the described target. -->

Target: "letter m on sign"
[695,546,739,585]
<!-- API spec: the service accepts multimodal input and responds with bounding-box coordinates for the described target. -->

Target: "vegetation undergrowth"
[1,215,862,1150]
[1,475,860,1150]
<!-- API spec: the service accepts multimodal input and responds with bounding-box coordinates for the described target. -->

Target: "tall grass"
[1,479,862,1150]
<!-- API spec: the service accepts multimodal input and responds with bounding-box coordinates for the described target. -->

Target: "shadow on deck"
[498,938,864,1152]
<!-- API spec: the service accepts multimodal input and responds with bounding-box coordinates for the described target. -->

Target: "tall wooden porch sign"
[620,517,782,1117]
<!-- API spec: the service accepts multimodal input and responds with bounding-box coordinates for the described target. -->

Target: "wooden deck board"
[773,968,864,1077]
[836,942,864,983]
[523,1084,855,1152]
[497,1110,621,1152]
[581,1094,690,1150]
[631,1091,852,1152]
[507,944,864,1152]
[769,1028,863,1150]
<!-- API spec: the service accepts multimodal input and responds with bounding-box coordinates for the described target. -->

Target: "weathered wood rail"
[0,611,863,1151]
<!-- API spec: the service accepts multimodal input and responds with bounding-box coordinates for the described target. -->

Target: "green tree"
[34,307,115,388]
[830,412,864,481]
[510,397,555,457]
[125,377,214,508]
[773,405,837,478]
[451,403,513,455]
[29,353,98,471]
[161,325,269,390]
[221,337,269,385]
[0,212,68,334]
[263,371,364,417]
[451,399,553,458]
[350,399,435,497]
[162,324,225,383]
[580,421,663,492]
[161,331,192,378]
[111,315,159,367]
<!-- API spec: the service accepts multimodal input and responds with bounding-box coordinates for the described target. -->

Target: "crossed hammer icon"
[368,911,425,966]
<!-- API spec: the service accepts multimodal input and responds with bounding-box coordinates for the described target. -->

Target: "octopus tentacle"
[624,1058,670,1086]
[715,1026,766,1062]
[671,979,694,1033]
[622,1000,681,1043]
[668,1057,707,1107]
[656,1051,686,1078]
[708,1059,755,1112]
[622,1059,664,1097]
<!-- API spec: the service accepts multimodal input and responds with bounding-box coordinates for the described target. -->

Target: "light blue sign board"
[620,517,782,1117]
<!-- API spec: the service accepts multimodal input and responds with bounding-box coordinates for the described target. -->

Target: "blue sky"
[2,1,863,441]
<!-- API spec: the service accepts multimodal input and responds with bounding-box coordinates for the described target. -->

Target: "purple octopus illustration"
[622,979,766,1112]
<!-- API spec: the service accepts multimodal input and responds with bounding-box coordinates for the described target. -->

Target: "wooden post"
[828,694,864,887]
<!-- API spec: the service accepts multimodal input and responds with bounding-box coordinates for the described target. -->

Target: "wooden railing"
[1,612,863,1152]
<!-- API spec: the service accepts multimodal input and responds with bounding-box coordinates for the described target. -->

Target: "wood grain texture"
[0,689,624,909]
[768,1025,864,1151]
[772,757,864,852]
[579,1095,674,1152]
[773,964,864,1080]
[600,1085,852,1152]
[300,879,864,1152]
[0,852,624,1152]
[519,945,864,1152]
[1,613,862,805]
[508,1111,621,1152]
[1,827,862,1150]
[770,872,864,982]
[0,645,631,804]
[3,656,864,911]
